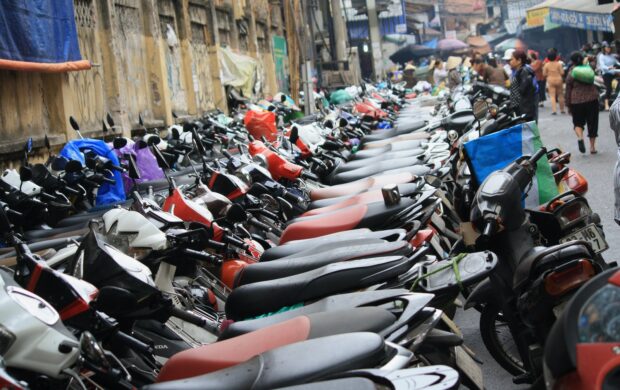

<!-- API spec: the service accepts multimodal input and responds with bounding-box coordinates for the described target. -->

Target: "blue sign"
[549,8,614,32]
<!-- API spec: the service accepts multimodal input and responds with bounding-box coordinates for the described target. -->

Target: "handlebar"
[115,331,153,355]
[222,232,250,250]
[529,147,547,164]
[180,248,222,265]
[170,307,207,327]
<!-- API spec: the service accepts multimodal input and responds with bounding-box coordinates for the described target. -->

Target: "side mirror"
[323,119,334,129]
[473,99,489,120]
[106,113,115,128]
[289,126,299,144]
[138,114,144,127]
[44,134,51,151]
[69,116,80,131]
[226,203,247,224]
[113,137,128,149]
[19,166,32,182]
[102,119,109,134]
[280,94,287,103]
[338,118,349,128]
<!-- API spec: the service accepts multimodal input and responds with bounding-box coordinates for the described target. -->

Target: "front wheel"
[479,304,526,376]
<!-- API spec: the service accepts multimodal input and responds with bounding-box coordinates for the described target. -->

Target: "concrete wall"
[0,0,287,162]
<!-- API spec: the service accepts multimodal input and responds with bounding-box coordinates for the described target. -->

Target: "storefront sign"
[549,8,614,32]
[272,35,288,93]
[526,7,549,27]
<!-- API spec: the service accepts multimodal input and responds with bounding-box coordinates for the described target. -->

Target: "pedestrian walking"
[446,56,462,90]
[508,49,538,122]
[543,50,565,115]
[597,41,620,110]
[566,51,599,154]
[432,59,448,87]
[530,52,546,107]
[608,94,620,225]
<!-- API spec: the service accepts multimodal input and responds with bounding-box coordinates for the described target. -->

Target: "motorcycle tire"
[479,304,526,376]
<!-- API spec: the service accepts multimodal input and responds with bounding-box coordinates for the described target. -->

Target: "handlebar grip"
[248,217,273,232]
[170,307,207,327]
[282,189,304,205]
[6,209,23,219]
[109,164,125,172]
[301,170,319,181]
[222,150,233,159]
[223,233,250,250]
[529,147,547,164]
[181,248,222,264]
[115,331,153,355]
[205,239,227,251]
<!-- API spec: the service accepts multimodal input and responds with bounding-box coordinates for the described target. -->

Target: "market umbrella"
[437,38,468,52]
[389,44,436,64]
[467,36,491,55]
[494,38,526,53]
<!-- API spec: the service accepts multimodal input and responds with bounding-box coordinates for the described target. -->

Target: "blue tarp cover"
[0,0,81,63]
[60,139,126,206]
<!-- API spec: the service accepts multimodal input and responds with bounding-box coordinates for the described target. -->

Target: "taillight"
[544,260,595,297]
[557,201,590,230]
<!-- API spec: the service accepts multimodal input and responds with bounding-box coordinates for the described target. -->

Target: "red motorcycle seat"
[156,316,311,382]
[280,204,368,244]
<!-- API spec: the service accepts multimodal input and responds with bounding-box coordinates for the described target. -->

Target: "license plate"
[455,345,484,390]
[560,224,608,254]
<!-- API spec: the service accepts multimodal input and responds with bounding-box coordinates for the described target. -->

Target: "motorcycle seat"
[513,242,592,290]
[145,333,386,390]
[54,209,110,228]
[235,240,412,286]
[225,256,415,320]
[331,151,426,175]
[23,224,89,242]
[156,308,394,382]
[351,140,426,159]
[280,198,419,243]
[361,132,431,149]
[260,229,406,261]
[309,172,417,201]
[329,164,431,186]
[305,182,422,214]
[220,289,417,339]
[278,366,460,390]
[363,120,426,143]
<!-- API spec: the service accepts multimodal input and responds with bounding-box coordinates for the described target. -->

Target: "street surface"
[454,104,619,389]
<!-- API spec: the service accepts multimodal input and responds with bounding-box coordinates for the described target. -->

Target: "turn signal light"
[544,260,595,297]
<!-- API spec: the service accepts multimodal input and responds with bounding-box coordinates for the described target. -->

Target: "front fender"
[463,277,500,310]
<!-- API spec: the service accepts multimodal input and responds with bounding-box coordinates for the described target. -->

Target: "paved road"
[454,104,620,389]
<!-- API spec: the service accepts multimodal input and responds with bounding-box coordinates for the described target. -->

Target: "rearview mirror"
[289,126,299,144]
[113,137,128,149]
[473,99,489,120]
[226,203,247,224]
[106,113,115,128]
[19,166,32,182]
[64,160,83,173]
[69,116,80,131]
[280,94,287,103]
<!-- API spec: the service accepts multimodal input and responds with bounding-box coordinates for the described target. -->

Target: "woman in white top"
[432,59,447,86]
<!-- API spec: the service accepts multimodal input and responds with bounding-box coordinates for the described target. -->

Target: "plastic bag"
[571,65,595,84]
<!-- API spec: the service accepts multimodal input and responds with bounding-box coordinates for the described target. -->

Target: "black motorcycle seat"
[221,289,414,338]
[225,256,415,320]
[220,306,396,341]
[513,241,592,289]
[329,164,431,185]
[55,209,109,228]
[236,240,412,286]
[24,224,89,242]
[261,229,406,261]
[332,150,426,175]
[144,333,386,390]
[308,182,423,210]
[353,140,425,159]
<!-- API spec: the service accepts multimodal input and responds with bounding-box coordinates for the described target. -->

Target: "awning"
[541,0,617,32]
